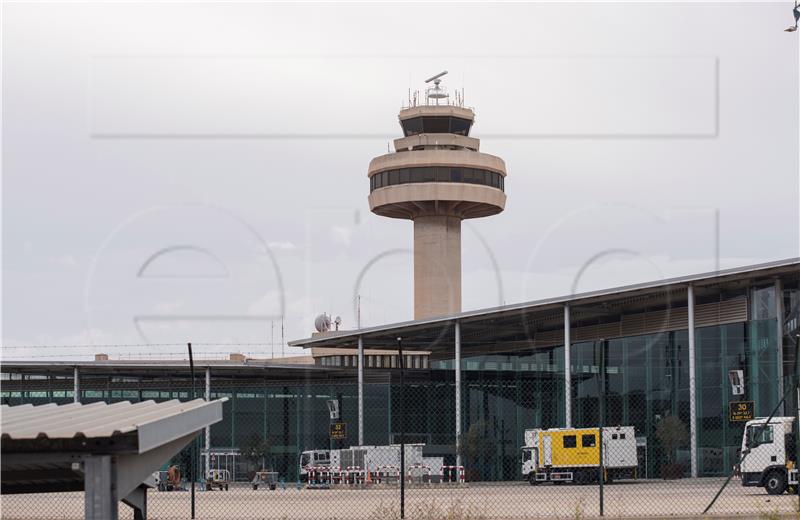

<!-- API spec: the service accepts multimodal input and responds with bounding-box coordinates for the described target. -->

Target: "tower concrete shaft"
[367,83,507,320]
[414,215,461,319]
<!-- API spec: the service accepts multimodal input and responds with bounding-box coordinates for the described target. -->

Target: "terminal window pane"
[420,167,435,182]
[582,434,596,447]
[423,116,450,134]
[401,117,423,136]
[450,117,471,135]
[563,435,577,448]
[369,166,504,192]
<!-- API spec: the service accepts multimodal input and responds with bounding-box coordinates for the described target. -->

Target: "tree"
[457,420,495,480]
[655,413,688,465]
[242,434,272,474]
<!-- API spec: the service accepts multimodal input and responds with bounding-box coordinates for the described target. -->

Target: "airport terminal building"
[3,258,799,482]
[3,86,799,485]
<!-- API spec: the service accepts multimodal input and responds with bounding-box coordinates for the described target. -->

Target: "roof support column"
[84,455,118,520]
[455,320,462,470]
[564,304,571,428]
[73,367,80,404]
[358,335,364,446]
[205,368,211,481]
[688,284,698,478]
[776,278,785,414]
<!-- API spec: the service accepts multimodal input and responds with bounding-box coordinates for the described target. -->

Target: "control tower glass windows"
[370,167,504,192]
[400,116,473,137]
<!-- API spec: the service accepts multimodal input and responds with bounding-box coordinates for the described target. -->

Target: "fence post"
[397,336,405,520]
[188,343,196,519]
[455,321,462,471]
[598,339,606,517]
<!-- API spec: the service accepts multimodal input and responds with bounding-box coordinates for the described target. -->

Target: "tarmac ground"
[2,478,799,519]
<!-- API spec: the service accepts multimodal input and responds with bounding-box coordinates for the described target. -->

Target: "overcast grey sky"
[3,2,798,360]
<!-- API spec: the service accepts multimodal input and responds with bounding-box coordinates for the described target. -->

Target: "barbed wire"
[2,342,277,349]
[1,351,281,359]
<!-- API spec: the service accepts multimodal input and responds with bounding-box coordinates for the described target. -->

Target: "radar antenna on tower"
[424,70,449,105]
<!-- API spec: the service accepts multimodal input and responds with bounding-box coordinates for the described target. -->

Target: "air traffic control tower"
[368,72,507,320]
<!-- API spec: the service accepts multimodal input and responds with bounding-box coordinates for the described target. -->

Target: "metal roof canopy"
[1,398,226,520]
[288,257,800,354]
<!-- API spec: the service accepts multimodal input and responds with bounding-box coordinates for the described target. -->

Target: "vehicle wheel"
[528,474,537,486]
[765,470,787,495]
[225,484,229,491]
[253,485,258,490]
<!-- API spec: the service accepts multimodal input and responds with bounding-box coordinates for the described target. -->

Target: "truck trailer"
[739,416,799,495]
[521,426,638,485]
[299,444,443,482]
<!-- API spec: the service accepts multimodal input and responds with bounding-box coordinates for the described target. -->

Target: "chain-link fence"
[2,342,799,520]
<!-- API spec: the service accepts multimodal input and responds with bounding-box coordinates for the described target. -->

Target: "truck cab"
[739,417,797,494]
[298,450,330,482]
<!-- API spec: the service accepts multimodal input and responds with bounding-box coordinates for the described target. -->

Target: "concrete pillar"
[358,335,364,446]
[73,367,80,404]
[688,284,698,478]
[776,279,785,412]
[564,304,571,428]
[205,368,211,480]
[455,320,462,469]
[413,215,461,320]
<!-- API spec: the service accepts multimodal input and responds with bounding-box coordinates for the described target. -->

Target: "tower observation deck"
[367,72,507,320]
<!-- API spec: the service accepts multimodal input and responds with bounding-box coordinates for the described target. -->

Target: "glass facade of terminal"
[3,281,798,483]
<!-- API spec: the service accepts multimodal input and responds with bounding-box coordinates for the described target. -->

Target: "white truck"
[739,416,799,495]
[299,444,443,482]
[521,426,638,485]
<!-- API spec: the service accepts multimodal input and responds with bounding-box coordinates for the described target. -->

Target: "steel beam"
[205,367,211,480]
[73,367,80,403]
[358,335,364,446]
[688,284,698,478]
[776,279,785,413]
[84,455,117,520]
[564,304,571,428]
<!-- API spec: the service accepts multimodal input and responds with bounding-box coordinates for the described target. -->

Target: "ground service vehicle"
[252,471,278,490]
[299,450,331,482]
[205,469,230,491]
[155,465,182,491]
[739,417,798,495]
[521,426,638,485]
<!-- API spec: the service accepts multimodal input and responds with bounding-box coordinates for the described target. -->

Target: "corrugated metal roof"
[1,398,218,443]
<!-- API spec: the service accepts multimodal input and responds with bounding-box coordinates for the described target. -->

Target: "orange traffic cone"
[365,468,372,484]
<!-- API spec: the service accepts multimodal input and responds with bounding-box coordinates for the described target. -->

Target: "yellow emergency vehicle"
[521,426,638,485]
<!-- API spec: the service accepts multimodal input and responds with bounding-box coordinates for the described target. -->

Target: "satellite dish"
[314,313,331,333]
